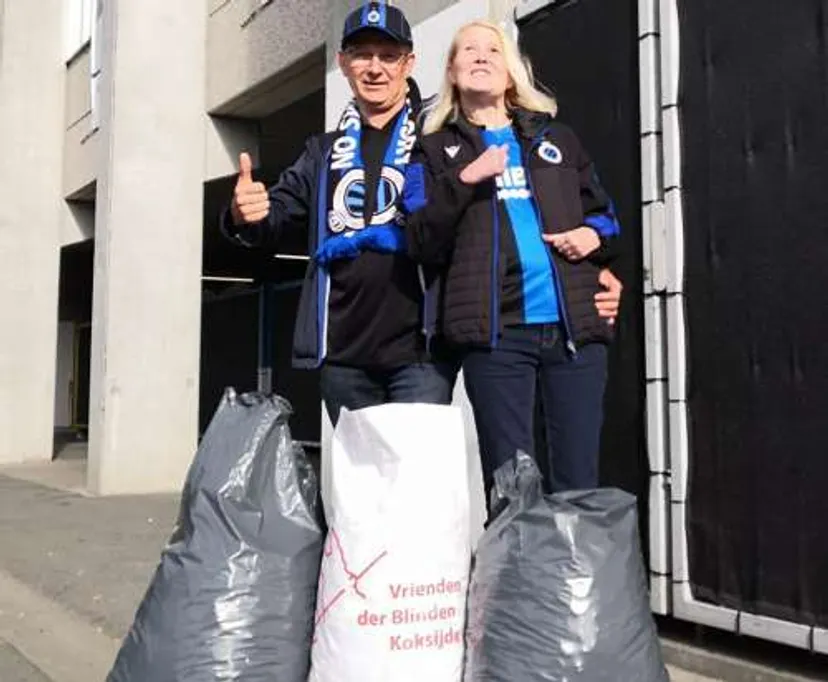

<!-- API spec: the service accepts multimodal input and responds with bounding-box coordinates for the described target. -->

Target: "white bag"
[309,403,471,682]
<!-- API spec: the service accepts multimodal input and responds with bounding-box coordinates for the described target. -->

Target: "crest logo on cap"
[367,9,381,23]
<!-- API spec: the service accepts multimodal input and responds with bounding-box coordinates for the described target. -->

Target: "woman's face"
[449,26,510,101]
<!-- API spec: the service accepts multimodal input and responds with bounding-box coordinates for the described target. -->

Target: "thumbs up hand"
[231,152,270,225]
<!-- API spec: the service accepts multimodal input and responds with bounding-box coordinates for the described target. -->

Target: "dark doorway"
[57,239,94,450]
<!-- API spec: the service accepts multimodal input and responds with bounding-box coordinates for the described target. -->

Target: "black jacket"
[222,82,440,370]
[402,109,620,351]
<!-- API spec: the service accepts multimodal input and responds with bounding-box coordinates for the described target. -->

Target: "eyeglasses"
[345,48,410,71]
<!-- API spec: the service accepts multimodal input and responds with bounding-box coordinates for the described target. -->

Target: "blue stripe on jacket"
[402,163,427,213]
[584,201,621,237]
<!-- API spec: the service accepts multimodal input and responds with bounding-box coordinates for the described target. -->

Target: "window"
[64,0,103,134]
[64,0,95,62]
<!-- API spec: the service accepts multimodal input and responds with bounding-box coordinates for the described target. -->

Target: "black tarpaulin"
[680,0,828,626]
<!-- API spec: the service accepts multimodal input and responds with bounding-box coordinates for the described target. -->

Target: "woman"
[403,20,621,501]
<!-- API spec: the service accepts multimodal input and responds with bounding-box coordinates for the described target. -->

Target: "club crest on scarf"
[316,99,416,266]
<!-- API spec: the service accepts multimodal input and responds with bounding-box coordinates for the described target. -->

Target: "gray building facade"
[0,0,514,495]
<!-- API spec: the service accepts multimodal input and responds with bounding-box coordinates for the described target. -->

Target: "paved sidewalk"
[0,567,120,682]
[0,470,177,639]
[0,641,50,682]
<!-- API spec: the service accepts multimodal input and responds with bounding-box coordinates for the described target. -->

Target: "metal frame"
[637,0,671,617]
[255,278,305,395]
[70,321,92,432]
[652,0,828,655]
[257,283,275,395]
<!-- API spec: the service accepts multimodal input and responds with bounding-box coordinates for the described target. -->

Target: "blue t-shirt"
[481,125,559,324]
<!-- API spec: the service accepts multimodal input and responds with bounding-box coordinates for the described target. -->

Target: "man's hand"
[543,226,601,261]
[231,152,270,225]
[595,268,622,326]
[459,145,508,185]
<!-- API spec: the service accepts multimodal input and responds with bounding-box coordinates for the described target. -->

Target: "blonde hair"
[423,20,558,134]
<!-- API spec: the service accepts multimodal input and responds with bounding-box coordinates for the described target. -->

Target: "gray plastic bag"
[107,388,323,682]
[464,453,668,682]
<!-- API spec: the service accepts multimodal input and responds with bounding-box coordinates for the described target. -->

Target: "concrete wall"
[65,49,92,129]
[489,0,518,23]
[205,117,260,182]
[0,0,66,465]
[87,0,207,495]
[62,47,99,200]
[61,201,94,246]
[60,0,329,198]
[62,121,99,203]
[62,0,333,192]
[207,0,327,113]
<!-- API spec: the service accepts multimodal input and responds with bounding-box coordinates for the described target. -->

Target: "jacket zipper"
[490,195,501,349]
[522,137,578,356]
[315,147,332,368]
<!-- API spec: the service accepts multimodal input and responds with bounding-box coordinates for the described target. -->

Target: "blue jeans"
[462,324,608,497]
[320,361,457,426]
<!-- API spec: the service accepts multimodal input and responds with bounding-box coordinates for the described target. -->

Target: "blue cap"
[341,2,413,49]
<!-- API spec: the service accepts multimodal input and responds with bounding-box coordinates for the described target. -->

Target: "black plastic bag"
[464,452,668,682]
[107,388,323,682]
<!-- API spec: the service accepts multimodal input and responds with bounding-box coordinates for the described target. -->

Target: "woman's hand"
[543,226,601,261]
[459,145,509,185]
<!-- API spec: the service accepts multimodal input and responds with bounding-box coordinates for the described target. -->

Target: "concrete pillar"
[0,0,65,465]
[87,0,207,494]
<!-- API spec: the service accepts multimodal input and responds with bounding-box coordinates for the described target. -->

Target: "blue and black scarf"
[315,98,417,265]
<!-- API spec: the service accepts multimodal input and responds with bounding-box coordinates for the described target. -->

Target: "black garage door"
[680,0,828,627]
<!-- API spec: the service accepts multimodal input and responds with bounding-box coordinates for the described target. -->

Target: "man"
[224,1,622,425]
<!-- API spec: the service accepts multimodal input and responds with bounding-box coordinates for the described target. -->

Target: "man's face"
[338,32,415,112]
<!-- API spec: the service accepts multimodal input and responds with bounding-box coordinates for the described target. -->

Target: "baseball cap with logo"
[341,1,413,49]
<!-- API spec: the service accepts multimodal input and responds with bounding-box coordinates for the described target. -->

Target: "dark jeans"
[320,361,457,426]
[463,324,608,499]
